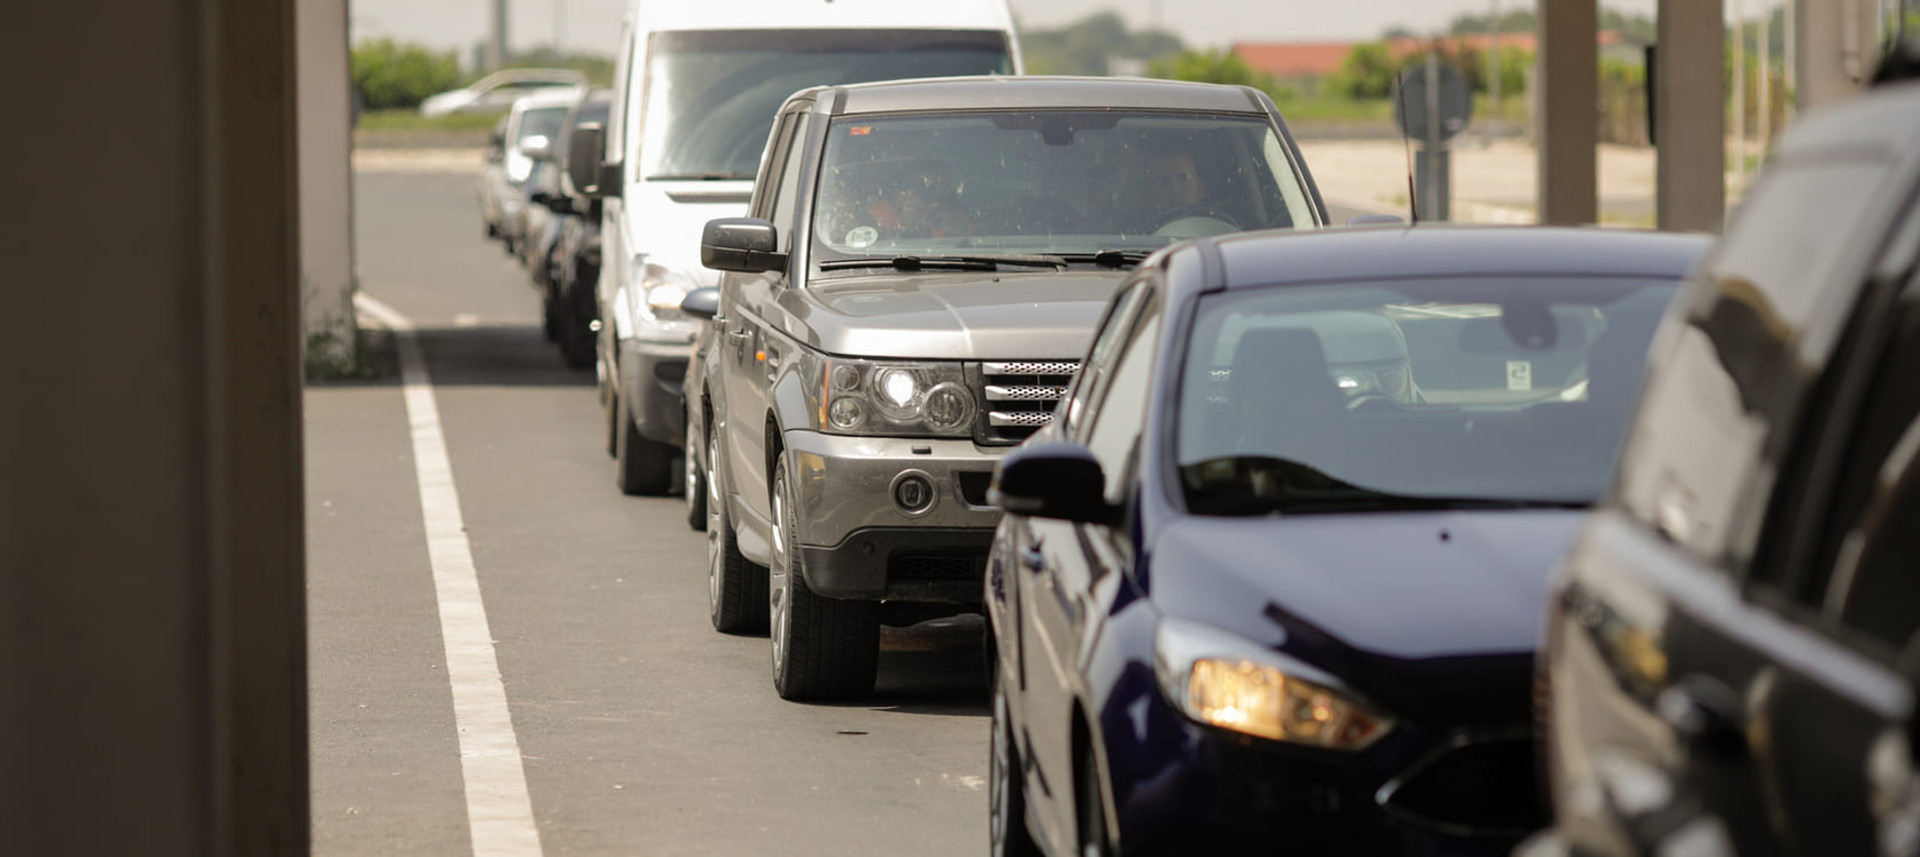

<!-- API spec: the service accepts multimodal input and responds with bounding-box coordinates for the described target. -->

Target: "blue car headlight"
[1153,618,1394,750]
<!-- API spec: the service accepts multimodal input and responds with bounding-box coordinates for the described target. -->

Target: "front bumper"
[617,338,690,446]
[783,430,1007,603]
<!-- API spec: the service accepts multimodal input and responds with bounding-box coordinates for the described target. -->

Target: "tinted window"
[812,111,1318,260]
[1085,301,1163,502]
[767,117,812,252]
[1175,276,1679,514]
[637,29,1010,180]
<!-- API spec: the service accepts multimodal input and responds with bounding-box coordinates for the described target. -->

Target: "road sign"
[1393,61,1475,142]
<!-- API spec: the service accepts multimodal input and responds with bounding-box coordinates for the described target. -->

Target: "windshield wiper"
[1180,455,1590,516]
[646,172,754,181]
[817,254,1068,273]
[1060,249,1154,268]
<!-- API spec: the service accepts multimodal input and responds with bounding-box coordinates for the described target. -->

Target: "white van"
[584,0,1022,496]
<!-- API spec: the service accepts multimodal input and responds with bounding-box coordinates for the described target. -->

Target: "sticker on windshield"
[1506,360,1533,391]
[844,226,879,249]
[849,126,873,136]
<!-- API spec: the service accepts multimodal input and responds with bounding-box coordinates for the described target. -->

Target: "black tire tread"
[772,456,878,700]
[614,394,674,496]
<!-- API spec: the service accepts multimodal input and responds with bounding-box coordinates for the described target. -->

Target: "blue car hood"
[1147,509,1584,723]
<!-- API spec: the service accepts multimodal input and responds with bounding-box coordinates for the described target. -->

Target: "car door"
[721,112,806,528]
[1022,284,1163,855]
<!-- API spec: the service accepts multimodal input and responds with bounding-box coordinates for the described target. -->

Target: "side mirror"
[680,287,720,321]
[520,134,553,162]
[701,218,786,274]
[1346,214,1405,228]
[544,195,576,215]
[567,124,614,198]
[990,442,1114,524]
[528,190,552,206]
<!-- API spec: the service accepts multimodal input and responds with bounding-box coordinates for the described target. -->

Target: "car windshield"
[1175,276,1677,515]
[516,105,569,144]
[638,29,1011,181]
[811,111,1318,262]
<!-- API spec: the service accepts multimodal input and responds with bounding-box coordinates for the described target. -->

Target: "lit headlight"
[808,357,974,438]
[632,263,696,322]
[1153,618,1393,750]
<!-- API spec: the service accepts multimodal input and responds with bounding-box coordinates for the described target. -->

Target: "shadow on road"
[310,323,601,390]
[812,615,991,717]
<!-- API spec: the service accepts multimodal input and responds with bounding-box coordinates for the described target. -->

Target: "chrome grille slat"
[972,360,1081,444]
[985,384,1069,402]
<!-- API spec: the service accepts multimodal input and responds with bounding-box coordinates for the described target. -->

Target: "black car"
[1524,82,1920,857]
[985,226,1709,856]
[530,88,611,370]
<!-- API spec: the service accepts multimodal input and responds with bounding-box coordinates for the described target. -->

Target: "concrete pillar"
[1657,0,1729,232]
[1796,0,1880,111]
[6,0,309,854]
[300,0,358,375]
[1537,0,1599,225]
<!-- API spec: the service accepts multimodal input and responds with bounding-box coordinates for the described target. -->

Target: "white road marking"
[355,292,545,857]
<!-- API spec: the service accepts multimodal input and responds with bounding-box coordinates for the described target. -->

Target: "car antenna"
[1396,69,1420,224]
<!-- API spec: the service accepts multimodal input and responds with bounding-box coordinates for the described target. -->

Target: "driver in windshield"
[823,159,975,248]
[1136,148,1238,237]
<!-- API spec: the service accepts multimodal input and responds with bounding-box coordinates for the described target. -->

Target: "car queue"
[461,1,1920,853]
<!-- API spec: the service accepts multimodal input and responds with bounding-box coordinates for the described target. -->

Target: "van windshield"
[638,29,1012,181]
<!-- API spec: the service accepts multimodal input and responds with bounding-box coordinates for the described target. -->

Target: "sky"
[347,0,1682,61]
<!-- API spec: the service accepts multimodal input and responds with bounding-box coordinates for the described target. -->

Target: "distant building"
[1231,41,1351,94]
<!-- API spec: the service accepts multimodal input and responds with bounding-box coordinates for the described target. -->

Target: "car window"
[766,116,812,253]
[1085,300,1164,502]
[1174,276,1679,514]
[811,111,1319,262]
[1065,283,1146,435]
[637,29,1010,181]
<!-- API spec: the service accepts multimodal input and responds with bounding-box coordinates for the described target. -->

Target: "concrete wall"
[299,0,358,374]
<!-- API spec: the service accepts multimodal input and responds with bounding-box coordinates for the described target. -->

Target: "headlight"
[806,356,974,438]
[1153,618,1393,750]
[506,150,534,184]
[632,263,696,322]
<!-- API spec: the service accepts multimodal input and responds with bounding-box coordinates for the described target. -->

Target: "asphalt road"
[311,170,993,857]
[309,170,1374,855]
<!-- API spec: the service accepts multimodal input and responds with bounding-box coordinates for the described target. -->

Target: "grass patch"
[358,108,508,133]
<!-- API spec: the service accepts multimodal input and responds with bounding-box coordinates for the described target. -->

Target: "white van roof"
[629,0,1015,33]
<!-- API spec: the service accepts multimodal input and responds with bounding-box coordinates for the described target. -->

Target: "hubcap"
[770,475,790,671]
[705,431,724,613]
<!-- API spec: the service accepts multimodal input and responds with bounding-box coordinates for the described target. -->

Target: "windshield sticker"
[1506,360,1533,391]
[849,126,873,136]
[844,226,879,249]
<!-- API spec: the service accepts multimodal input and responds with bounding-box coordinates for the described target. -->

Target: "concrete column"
[1796,0,1880,111]
[300,0,358,375]
[1536,0,1599,225]
[5,0,309,853]
[1657,0,1729,232]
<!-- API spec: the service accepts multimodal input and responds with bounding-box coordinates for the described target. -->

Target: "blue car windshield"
[811,110,1319,261]
[637,29,1012,181]
[1175,276,1678,514]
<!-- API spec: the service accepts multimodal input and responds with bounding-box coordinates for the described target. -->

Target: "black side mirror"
[680,287,720,321]
[701,218,786,274]
[990,442,1114,524]
[528,190,552,206]
[544,195,576,215]
[569,124,618,199]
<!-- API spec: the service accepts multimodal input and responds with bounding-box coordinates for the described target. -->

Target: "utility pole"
[488,0,508,70]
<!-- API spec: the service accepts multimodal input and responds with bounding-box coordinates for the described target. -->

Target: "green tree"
[351,39,463,110]
[1148,49,1264,87]
[1019,12,1184,75]
[1328,41,1397,99]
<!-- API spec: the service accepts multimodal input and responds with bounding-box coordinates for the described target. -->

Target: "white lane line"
[355,293,545,857]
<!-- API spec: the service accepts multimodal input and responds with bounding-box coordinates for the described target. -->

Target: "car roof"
[513,87,587,111]
[1199,226,1712,292]
[629,0,1015,33]
[814,75,1269,117]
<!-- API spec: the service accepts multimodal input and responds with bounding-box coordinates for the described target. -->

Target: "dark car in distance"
[985,226,1710,856]
[529,88,611,370]
[1522,80,1920,857]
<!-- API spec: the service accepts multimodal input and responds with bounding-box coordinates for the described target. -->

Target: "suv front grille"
[970,361,1080,445]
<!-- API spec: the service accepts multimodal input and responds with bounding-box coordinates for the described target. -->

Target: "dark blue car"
[983,226,1710,856]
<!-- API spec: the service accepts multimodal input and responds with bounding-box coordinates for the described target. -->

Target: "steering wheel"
[1151,205,1241,237]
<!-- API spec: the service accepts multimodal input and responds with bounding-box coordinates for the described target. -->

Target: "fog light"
[892,472,935,515]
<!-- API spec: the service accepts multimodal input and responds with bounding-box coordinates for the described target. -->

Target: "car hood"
[624,180,754,288]
[786,270,1127,360]
[1148,509,1584,723]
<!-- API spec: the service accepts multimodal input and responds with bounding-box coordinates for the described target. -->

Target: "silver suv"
[681,76,1328,699]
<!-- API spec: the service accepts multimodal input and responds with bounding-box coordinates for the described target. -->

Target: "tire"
[685,409,708,531]
[769,451,879,700]
[706,436,766,634]
[557,280,595,371]
[485,220,500,238]
[991,664,1044,857]
[603,376,619,458]
[541,294,560,342]
[614,391,674,496]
